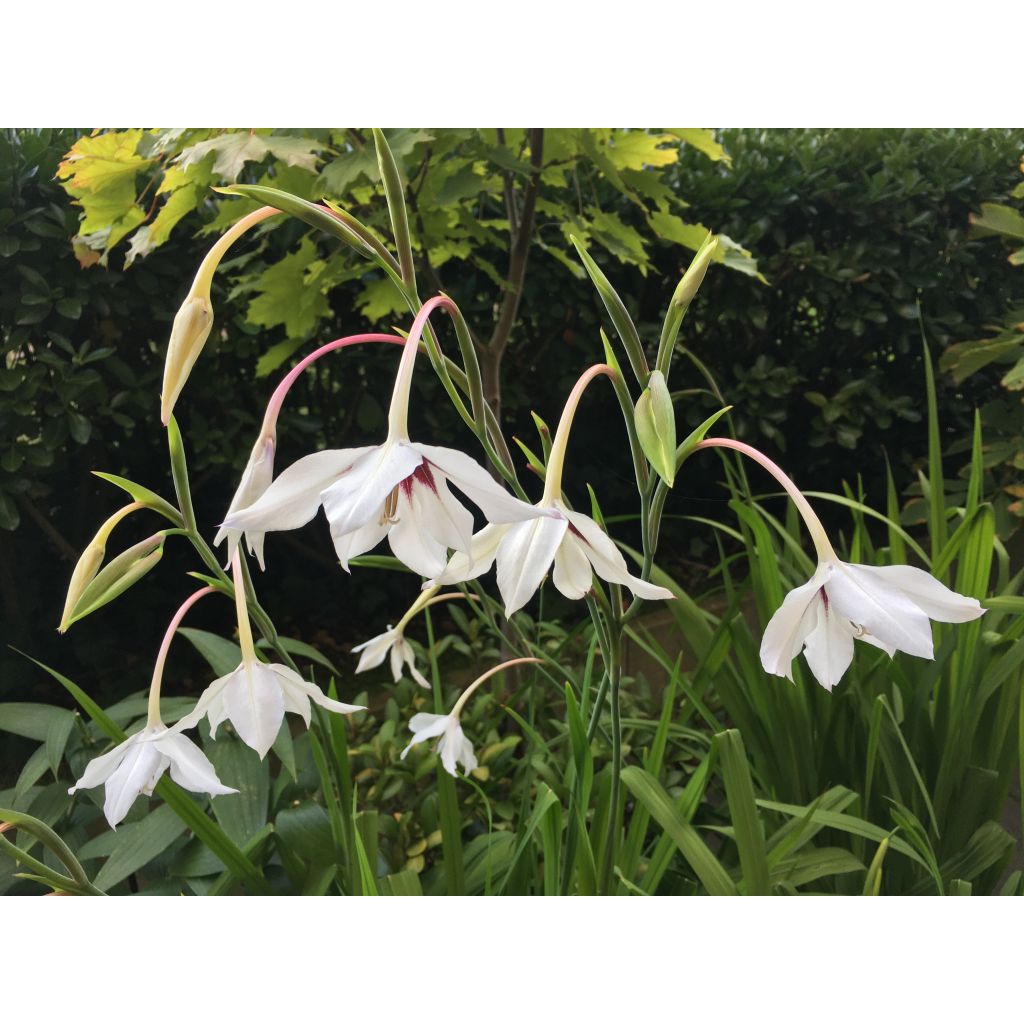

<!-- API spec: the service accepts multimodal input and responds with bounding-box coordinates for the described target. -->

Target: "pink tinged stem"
[146,586,217,728]
[693,438,838,562]
[450,657,543,719]
[542,364,617,503]
[191,207,281,294]
[386,295,460,440]
[259,333,407,439]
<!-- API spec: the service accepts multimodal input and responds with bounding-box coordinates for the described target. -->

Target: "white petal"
[174,673,232,734]
[387,488,454,579]
[851,564,985,623]
[856,629,897,657]
[759,564,831,680]
[155,733,237,795]
[275,666,364,721]
[332,517,389,572]
[224,448,374,534]
[431,523,507,586]
[214,435,276,569]
[826,563,935,659]
[438,720,476,776]
[400,713,450,759]
[68,734,137,795]
[413,443,543,524]
[321,442,421,538]
[352,630,395,673]
[223,661,287,759]
[409,465,476,555]
[389,641,404,682]
[103,736,163,827]
[401,642,431,689]
[552,532,594,600]
[495,515,568,616]
[802,599,856,691]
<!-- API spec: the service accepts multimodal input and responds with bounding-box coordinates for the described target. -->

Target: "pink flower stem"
[259,333,407,439]
[451,657,543,719]
[693,438,837,561]
[542,364,616,502]
[147,586,217,728]
[387,295,460,439]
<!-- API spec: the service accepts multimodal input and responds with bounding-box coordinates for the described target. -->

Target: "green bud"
[635,370,677,487]
[59,541,105,633]
[670,233,718,311]
[63,534,165,630]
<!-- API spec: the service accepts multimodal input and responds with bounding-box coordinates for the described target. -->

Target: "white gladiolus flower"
[214,434,275,570]
[69,725,236,829]
[222,297,545,579]
[401,713,477,776]
[760,560,985,691]
[352,625,430,689]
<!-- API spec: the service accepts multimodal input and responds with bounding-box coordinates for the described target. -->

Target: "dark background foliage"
[2,127,1022,738]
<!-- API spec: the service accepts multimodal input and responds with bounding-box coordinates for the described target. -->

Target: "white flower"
[214,434,275,570]
[352,626,430,689]
[222,439,543,579]
[760,560,985,691]
[432,498,673,616]
[178,659,365,759]
[400,712,477,777]
[68,725,236,829]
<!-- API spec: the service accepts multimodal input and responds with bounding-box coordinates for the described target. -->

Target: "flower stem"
[231,549,257,662]
[146,586,216,728]
[542,364,616,503]
[694,437,838,562]
[387,295,459,440]
[450,657,543,719]
[260,333,406,439]
[189,206,280,297]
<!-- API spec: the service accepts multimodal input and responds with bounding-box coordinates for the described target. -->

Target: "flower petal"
[174,673,233,734]
[759,564,831,680]
[103,736,163,827]
[431,523,508,587]
[332,517,389,572]
[801,599,856,691]
[352,630,395,673]
[413,443,542,524]
[155,733,237,795]
[214,435,276,569]
[495,515,568,615]
[275,666,365,721]
[826,562,935,659]
[552,532,593,600]
[852,564,985,623]
[68,734,137,795]
[387,486,458,578]
[401,712,450,759]
[321,442,421,537]
[225,447,374,534]
[223,661,286,759]
[559,505,674,601]
[400,641,431,689]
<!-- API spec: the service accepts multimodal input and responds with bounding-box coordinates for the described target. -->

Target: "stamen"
[379,486,401,526]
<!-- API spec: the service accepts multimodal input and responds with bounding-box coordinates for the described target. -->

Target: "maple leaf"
[665,129,732,166]
[246,236,330,337]
[603,130,678,172]
[178,132,325,181]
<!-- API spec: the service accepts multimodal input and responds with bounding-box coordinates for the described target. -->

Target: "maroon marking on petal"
[820,586,829,611]
[400,461,439,499]
[568,522,590,546]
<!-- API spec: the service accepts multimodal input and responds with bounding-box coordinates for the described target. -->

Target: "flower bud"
[635,370,677,487]
[59,502,142,632]
[670,233,718,311]
[62,534,165,630]
[160,291,213,426]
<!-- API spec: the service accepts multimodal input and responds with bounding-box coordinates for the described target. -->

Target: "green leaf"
[179,133,324,181]
[715,729,770,895]
[92,471,184,526]
[246,236,331,338]
[179,627,241,677]
[621,765,737,895]
[0,703,74,743]
[666,128,731,165]
[379,870,424,896]
[83,804,188,890]
[204,734,269,846]
[968,202,1024,242]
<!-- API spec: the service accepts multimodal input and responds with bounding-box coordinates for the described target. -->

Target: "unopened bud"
[63,534,165,630]
[671,233,718,311]
[161,291,213,426]
[59,502,142,632]
[635,370,677,487]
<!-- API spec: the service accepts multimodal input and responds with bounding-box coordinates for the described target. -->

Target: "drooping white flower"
[177,658,365,759]
[433,500,673,616]
[760,560,985,691]
[352,625,430,689]
[178,551,364,759]
[69,725,236,829]
[431,363,673,614]
[401,713,478,776]
[214,434,275,570]
[222,297,545,579]
[399,657,539,777]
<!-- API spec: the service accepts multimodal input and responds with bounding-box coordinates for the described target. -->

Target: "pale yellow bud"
[671,233,718,311]
[635,370,677,488]
[160,291,213,426]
